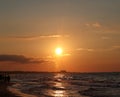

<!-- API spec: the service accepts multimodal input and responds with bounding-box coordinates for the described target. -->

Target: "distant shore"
[0,83,20,97]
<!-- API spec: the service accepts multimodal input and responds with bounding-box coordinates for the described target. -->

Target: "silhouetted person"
[0,74,5,82]
[0,74,3,82]
[3,74,10,83]
[5,74,10,83]
[7,75,10,82]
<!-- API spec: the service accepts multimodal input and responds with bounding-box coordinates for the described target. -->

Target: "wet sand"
[0,83,20,97]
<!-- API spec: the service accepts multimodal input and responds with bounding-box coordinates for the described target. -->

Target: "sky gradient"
[0,0,120,72]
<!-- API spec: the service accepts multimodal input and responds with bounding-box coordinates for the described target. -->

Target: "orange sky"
[0,0,120,72]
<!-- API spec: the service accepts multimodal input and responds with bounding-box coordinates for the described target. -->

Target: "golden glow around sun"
[55,48,63,55]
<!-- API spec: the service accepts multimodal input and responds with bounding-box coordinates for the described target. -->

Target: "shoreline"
[0,82,20,97]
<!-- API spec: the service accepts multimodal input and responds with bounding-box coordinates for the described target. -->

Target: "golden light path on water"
[54,90,65,96]
[51,73,83,97]
[53,73,67,96]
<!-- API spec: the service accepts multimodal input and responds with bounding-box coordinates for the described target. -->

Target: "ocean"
[8,72,120,97]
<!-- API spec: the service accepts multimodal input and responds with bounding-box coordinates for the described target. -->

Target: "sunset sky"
[0,0,120,72]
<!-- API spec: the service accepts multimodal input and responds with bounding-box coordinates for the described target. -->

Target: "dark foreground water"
[9,72,120,97]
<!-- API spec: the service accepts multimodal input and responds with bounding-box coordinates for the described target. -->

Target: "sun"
[55,48,63,55]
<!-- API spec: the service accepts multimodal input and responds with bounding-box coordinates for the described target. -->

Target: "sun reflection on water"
[54,90,65,96]
[52,73,67,96]
[54,82,65,89]
[54,73,65,79]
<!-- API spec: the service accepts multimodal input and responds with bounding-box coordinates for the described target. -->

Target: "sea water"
[9,72,120,97]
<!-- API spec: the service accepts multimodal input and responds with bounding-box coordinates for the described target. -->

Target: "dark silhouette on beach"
[0,73,10,83]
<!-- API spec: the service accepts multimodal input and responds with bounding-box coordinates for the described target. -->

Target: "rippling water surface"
[9,72,120,97]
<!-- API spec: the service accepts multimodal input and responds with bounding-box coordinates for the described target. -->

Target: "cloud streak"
[86,22,102,28]
[76,48,94,52]
[76,46,120,52]
[0,34,69,40]
[101,36,110,40]
[0,54,47,64]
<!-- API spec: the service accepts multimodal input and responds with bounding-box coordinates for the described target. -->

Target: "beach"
[0,83,20,97]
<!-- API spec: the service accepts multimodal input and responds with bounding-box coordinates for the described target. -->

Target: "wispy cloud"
[97,46,120,52]
[101,36,110,40]
[86,22,102,28]
[112,46,120,51]
[76,46,120,52]
[62,53,71,56]
[92,22,101,28]
[0,54,48,64]
[76,48,94,52]
[0,34,69,40]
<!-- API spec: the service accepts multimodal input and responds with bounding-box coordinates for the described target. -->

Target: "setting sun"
[55,48,63,55]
